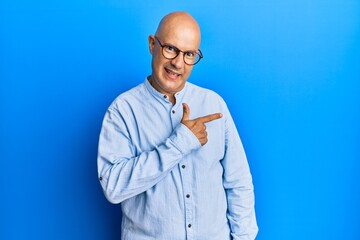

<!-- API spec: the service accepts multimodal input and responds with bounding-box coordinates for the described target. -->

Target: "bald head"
[155,12,201,48]
[147,12,202,102]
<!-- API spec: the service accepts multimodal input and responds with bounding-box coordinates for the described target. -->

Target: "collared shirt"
[97,78,258,240]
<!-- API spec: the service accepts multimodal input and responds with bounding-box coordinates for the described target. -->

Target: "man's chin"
[163,83,185,94]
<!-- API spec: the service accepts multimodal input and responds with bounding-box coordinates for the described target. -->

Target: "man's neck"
[148,76,176,105]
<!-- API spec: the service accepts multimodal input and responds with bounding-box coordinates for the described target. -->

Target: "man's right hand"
[181,103,222,146]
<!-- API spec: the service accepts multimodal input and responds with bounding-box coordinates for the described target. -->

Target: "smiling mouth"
[165,67,181,78]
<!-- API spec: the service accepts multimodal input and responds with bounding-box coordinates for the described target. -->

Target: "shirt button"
[188,224,192,228]
[186,194,190,198]
[99,176,103,181]
[163,95,167,98]
[181,165,185,169]
[172,110,175,114]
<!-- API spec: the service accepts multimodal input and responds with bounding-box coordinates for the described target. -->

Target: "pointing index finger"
[197,113,223,123]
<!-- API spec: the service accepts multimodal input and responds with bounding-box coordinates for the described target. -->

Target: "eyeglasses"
[155,36,203,65]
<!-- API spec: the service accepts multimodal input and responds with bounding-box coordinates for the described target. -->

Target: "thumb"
[181,103,190,122]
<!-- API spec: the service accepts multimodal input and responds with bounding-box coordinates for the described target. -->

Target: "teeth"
[166,68,179,76]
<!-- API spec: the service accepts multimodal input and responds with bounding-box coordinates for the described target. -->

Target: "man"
[97,12,258,240]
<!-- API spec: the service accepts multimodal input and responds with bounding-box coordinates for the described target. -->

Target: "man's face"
[148,22,200,96]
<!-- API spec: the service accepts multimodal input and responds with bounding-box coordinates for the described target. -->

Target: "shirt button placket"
[172,103,194,239]
[170,106,178,130]
[180,161,194,240]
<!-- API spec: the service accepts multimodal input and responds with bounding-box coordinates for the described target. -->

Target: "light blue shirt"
[97,78,258,240]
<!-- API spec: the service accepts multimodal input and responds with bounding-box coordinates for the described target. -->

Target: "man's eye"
[185,52,196,58]
[165,45,176,52]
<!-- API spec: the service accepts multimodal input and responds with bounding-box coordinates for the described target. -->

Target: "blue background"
[1,0,359,239]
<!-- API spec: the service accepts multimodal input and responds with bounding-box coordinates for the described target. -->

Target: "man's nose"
[170,52,185,69]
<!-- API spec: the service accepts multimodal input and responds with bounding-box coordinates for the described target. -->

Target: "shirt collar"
[144,76,188,104]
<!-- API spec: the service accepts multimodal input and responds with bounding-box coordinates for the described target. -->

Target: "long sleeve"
[221,104,258,239]
[97,107,201,204]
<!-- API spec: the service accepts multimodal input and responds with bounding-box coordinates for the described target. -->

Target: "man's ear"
[148,35,155,54]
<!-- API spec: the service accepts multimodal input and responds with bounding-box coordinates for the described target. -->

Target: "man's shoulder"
[108,81,148,110]
[186,81,225,103]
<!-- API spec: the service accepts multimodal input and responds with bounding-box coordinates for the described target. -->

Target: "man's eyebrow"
[163,42,179,49]
[163,41,198,53]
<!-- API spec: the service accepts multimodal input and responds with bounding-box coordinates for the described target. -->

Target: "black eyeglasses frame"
[154,36,203,66]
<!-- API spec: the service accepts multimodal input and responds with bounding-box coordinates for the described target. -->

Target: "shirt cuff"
[169,123,201,156]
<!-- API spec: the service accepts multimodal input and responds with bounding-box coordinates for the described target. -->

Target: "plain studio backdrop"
[1,1,359,239]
